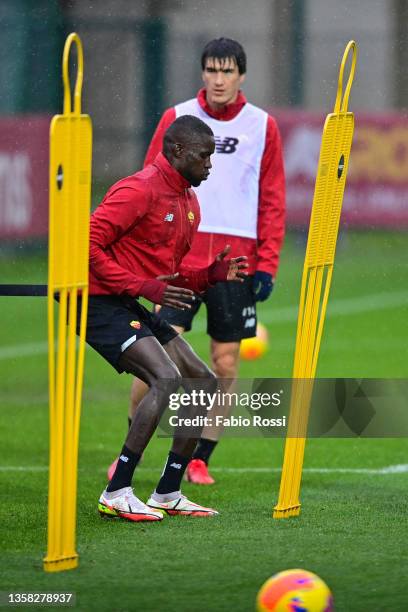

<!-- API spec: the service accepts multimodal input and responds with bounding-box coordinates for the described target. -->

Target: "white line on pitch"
[209,464,408,474]
[1,289,407,358]
[190,289,408,331]
[0,341,48,360]
[1,464,408,475]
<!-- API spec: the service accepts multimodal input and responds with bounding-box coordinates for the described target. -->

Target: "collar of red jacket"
[153,152,191,192]
[197,87,247,121]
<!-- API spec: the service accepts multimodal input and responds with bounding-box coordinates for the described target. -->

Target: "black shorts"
[158,276,257,342]
[79,295,178,373]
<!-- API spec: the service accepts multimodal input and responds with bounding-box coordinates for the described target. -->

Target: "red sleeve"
[144,108,177,167]
[176,252,233,293]
[175,257,237,293]
[172,266,210,293]
[89,185,166,302]
[256,115,286,277]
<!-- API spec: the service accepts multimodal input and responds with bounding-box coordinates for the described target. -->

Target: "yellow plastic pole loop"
[62,33,84,116]
[333,40,357,114]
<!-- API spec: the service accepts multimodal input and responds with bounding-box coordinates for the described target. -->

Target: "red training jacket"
[144,88,286,277]
[89,153,216,303]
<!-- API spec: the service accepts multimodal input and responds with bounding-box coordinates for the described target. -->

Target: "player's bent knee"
[213,353,239,379]
[189,361,217,389]
[156,365,182,392]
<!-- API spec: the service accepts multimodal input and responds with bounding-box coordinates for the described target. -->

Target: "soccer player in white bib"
[108,37,285,485]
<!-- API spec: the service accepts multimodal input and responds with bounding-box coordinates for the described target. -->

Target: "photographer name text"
[168,415,286,428]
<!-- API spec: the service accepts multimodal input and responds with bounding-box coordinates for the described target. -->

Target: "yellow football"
[240,322,269,360]
[256,569,333,611]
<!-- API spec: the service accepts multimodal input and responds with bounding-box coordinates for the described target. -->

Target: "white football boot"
[98,487,163,522]
[146,492,219,517]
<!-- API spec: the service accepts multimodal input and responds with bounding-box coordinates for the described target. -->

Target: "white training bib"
[175,98,268,238]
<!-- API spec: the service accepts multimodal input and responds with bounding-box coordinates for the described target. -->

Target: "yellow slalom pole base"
[273,504,301,519]
[43,554,78,573]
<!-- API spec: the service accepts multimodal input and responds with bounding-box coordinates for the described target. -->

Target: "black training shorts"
[78,295,178,373]
[158,276,257,342]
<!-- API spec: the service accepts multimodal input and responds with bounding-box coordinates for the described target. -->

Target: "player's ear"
[173,142,184,158]
[239,73,246,87]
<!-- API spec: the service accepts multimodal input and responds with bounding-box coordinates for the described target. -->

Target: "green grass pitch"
[0,231,407,611]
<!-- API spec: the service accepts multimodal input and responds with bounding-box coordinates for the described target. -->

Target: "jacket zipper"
[175,194,185,271]
[208,232,214,266]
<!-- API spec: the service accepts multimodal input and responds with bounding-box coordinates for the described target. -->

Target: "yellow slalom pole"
[44,33,92,571]
[273,41,357,519]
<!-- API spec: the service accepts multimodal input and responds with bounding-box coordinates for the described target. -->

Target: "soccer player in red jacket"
[120,38,286,486]
[90,115,248,521]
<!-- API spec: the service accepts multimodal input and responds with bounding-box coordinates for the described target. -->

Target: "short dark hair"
[201,37,246,74]
[163,115,213,152]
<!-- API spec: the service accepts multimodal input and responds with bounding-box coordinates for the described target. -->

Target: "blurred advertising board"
[1,112,407,240]
[0,116,49,239]
[275,111,408,228]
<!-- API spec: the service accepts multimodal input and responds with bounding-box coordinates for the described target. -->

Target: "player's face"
[181,135,215,187]
[202,56,245,109]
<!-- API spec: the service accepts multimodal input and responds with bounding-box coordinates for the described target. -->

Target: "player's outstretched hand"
[156,273,195,309]
[210,245,249,283]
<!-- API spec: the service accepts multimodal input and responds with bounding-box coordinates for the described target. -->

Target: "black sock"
[127,417,132,430]
[192,438,218,465]
[106,445,141,492]
[156,452,189,494]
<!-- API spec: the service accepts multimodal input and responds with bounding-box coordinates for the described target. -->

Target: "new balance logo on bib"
[215,136,239,154]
